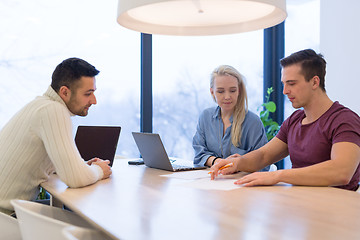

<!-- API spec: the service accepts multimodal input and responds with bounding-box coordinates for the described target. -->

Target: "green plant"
[37,187,48,200]
[259,87,280,141]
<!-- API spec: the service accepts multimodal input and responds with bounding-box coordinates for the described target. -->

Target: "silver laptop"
[132,132,206,171]
[75,126,121,167]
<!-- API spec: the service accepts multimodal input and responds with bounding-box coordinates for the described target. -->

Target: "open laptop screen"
[75,126,121,167]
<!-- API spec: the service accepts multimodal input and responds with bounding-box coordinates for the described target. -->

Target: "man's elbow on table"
[61,165,104,188]
[332,172,353,187]
[64,178,98,188]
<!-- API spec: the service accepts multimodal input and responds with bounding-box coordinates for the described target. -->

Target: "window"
[153,32,264,159]
[0,0,140,157]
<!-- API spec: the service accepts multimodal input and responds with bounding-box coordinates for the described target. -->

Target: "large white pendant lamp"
[117,0,287,36]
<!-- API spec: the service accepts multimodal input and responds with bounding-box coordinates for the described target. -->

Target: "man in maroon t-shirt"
[210,49,360,191]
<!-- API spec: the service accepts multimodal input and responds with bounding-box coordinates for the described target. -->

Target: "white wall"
[320,0,360,115]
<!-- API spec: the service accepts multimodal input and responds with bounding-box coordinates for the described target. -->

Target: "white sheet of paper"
[161,171,245,191]
[180,176,242,191]
[160,170,210,180]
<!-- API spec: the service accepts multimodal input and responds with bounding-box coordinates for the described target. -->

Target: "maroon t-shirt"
[277,101,360,190]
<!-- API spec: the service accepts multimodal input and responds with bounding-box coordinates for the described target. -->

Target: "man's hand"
[89,158,112,179]
[86,157,101,165]
[234,171,281,187]
[209,154,241,180]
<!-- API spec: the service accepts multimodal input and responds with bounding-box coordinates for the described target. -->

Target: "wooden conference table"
[41,158,360,240]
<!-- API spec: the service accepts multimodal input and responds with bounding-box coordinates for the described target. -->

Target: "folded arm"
[37,104,109,188]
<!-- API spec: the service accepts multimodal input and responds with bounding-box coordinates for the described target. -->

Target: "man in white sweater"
[0,58,112,215]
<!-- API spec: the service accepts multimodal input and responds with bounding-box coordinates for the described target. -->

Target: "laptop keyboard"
[169,159,193,170]
[172,163,195,170]
[170,158,206,171]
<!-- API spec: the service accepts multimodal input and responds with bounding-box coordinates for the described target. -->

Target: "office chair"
[11,199,95,240]
[269,164,277,172]
[62,225,112,240]
[0,211,22,240]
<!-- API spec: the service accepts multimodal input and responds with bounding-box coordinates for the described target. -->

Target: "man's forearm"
[276,162,352,187]
[236,150,270,172]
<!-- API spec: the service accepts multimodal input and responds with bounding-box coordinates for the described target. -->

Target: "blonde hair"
[210,65,248,147]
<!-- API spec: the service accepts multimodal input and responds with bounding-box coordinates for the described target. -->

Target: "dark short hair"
[51,58,99,92]
[280,49,327,91]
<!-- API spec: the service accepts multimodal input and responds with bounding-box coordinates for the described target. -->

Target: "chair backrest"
[0,211,22,240]
[269,164,277,172]
[62,226,112,240]
[11,199,94,240]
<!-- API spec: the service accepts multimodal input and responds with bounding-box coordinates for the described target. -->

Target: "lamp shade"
[117,0,287,36]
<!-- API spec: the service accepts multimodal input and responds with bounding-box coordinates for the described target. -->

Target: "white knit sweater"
[0,86,103,214]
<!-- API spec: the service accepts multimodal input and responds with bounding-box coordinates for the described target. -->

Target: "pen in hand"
[208,162,234,174]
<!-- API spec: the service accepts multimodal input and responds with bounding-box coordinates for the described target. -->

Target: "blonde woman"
[193,65,268,170]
